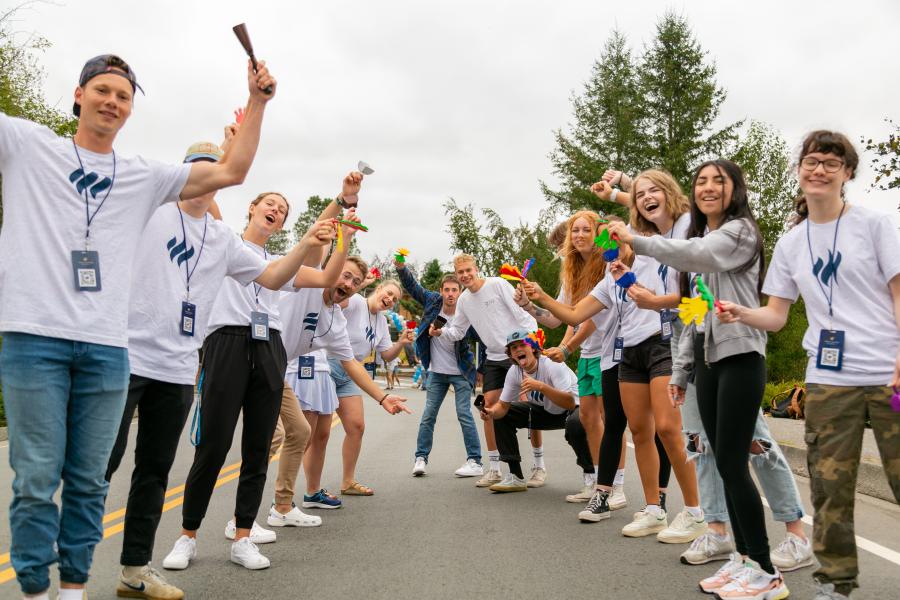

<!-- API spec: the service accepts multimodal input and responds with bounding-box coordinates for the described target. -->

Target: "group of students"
[0,51,898,600]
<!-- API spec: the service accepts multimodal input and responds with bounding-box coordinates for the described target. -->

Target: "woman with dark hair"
[608,159,789,600]
[717,131,900,600]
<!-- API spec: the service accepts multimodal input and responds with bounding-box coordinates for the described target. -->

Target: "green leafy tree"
[291,195,332,242]
[861,118,900,209]
[443,198,486,269]
[420,258,444,291]
[265,229,290,254]
[541,30,644,216]
[639,11,741,188]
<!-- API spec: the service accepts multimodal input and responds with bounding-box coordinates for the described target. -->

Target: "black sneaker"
[659,491,667,513]
[578,489,611,522]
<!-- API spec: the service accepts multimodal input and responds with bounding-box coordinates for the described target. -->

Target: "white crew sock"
[24,593,50,600]
[532,446,545,469]
[59,589,85,600]
[593,465,599,482]
[583,472,595,487]
[685,506,703,519]
[613,468,625,486]
[488,450,500,472]
[645,504,663,516]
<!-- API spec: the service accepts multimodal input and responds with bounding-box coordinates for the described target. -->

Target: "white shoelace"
[773,535,806,561]
[689,533,714,556]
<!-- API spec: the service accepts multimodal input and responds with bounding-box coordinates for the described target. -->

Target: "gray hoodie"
[631,218,767,388]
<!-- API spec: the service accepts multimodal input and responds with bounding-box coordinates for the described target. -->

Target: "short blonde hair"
[453,254,477,270]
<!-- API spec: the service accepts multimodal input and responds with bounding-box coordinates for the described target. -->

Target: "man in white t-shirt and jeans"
[0,54,276,600]
[479,329,592,492]
[430,254,541,487]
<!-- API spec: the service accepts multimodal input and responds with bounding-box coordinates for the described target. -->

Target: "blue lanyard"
[659,226,675,294]
[309,301,337,349]
[806,202,845,318]
[176,204,208,300]
[71,139,116,247]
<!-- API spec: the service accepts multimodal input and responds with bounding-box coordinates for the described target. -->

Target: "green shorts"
[577,356,603,397]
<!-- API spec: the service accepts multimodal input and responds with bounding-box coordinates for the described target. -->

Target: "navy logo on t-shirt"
[303,312,320,332]
[658,264,669,284]
[365,325,376,343]
[166,236,195,266]
[812,250,842,287]
[529,390,545,404]
[617,286,629,302]
[69,168,112,199]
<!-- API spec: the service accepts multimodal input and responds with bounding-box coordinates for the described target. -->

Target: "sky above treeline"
[14,0,900,268]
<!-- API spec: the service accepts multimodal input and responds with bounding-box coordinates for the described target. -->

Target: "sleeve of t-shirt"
[871,215,900,283]
[320,312,355,362]
[550,361,579,400]
[761,237,800,302]
[225,231,269,285]
[441,299,471,342]
[150,159,192,207]
[0,113,42,167]
[589,274,613,309]
[499,367,521,404]
[375,314,392,352]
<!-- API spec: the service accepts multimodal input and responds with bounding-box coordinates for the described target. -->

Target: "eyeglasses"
[800,156,845,173]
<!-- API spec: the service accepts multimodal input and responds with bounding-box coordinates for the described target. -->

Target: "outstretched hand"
[606,221,633,245]
[522,280,546,302]
[590,180,614,201]
[248,59,276,101]
[341,171,363,206]
[716,300,745,324]
[382,395,412,415]
[302,219,337,246]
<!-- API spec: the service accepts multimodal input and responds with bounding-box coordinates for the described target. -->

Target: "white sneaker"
[680,531,735,565]
[609,483,627,510]
[162,535,196,570]
[475,469,503,488]
[267,504,322,528]
[699,554,747,594]
[657,509,708,544]
[715,559,789,599]
[770,532,815,572]
[622,507,668,537]
[230,537,270,570]
[117,564,184,599]
[488,473,528,493]
[412,457,427,476]
[526,466,547,488]
[454,459,484,477]
[225,520,276,544]
[566,484,594,503]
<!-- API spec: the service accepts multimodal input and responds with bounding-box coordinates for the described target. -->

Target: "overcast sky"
[11,0,900,269]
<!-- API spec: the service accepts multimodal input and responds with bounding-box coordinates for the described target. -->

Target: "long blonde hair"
[629,170,689,234]
[560,210,607,303]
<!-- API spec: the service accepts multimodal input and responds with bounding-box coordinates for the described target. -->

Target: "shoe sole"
[712,588,789,600]
[412,471,426,477]
[578,512,611,522]
[117,586,184,600]
[772,557,815,572]
[455,472,483,477]
[658,529,707,544]
[266,517,322,528]
[680,553,731,565]
[301,501,342,509]
[475,480,502,488]
[566,496,591,503]
[230,559,270,570]
[490,487,527,493]
[622,524,667,537]
[526,481,546,488]
[609,499,627,510]
[161,560,190,571]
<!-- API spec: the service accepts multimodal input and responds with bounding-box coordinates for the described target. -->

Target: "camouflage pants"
[805,383,900,594]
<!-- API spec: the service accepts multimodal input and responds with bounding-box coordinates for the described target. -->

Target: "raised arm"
[524,280,606,327]
[380,330,415,362]
[432,305,471,342]
[396,258,432,306]
[179,60,276,200]
[255,220,334,290]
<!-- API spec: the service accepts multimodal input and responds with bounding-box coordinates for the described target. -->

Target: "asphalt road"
[1,383,899,599]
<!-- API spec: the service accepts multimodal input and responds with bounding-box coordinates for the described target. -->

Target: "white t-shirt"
[590,255,665,347]
[763,205,900,386]
[206,240,295,334]
[500,356,579,415]
[0,113,190,347]
[442,277,537,361]
[127,205,267,384]
[557,288,606,359]
[342,293,392,362]
[429,310,461,375]
[280,286,354,363]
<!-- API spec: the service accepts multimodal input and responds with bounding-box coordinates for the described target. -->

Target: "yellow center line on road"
[0,414,342,586]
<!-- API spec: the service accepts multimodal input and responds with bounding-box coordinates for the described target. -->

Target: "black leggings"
[596,365,671,489]
[693,336,772,572]
[182,327,287,531]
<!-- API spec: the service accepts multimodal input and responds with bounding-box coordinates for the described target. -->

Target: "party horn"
[358,160,375,175]
[232,23,272,95]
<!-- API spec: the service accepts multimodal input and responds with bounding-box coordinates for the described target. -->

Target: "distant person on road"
[478,329,591,493]
[716,131,900,600]
[396,257,483,478]
[0,54,275,600]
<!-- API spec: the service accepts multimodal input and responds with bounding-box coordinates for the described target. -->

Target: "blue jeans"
[0,333,129,594]
[414,372,481,462]
[681,382,804,524]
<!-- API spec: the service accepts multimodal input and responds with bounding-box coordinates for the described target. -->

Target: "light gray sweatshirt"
[631,218,767,389]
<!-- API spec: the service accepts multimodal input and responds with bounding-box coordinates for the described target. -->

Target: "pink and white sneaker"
[699,554,746,594]
[715,559,789,600]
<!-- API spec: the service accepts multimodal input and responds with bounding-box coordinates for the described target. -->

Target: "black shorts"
[482,359,513,393]
[618,334,672,384]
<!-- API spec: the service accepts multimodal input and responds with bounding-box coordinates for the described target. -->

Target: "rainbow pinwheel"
[500,263,525,282]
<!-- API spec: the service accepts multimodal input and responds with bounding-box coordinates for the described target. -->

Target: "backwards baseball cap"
[183,142,224,164]
[73,54,144,117]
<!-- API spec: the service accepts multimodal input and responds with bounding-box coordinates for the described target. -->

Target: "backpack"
[769,384,806,419]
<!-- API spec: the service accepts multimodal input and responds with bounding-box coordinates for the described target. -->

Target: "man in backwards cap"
[0,52,276,600]
[479,329,593,493]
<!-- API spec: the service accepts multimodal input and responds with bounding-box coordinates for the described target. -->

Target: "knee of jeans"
[748,438,775,467]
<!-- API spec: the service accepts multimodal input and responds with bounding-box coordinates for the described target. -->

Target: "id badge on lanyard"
[180,301,196,336]
[71,250,102,291]
[816,329,844,371]
[298,355,315,379]
[660,309,674,341]
[251,311,270,341]
[71,141,115,292]
[364,361,377,379]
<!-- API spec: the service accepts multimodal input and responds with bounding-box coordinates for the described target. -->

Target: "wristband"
[379,393,389,405]
[610,188,619,203]
[560,344,571,360]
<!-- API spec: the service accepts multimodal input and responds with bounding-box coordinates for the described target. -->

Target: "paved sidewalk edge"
[777,440,895,503]
[0,426,6,442]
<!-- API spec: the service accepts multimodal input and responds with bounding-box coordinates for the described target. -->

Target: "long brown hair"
[629,169,690,234]
[793,130,859,225]
[560,210,607,303]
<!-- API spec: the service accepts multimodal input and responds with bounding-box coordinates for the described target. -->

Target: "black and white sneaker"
[578,489,611,522]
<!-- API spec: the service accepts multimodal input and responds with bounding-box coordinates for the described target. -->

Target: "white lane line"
[625,441,900,566]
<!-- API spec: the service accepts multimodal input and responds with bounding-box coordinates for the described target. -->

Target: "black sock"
[508,462,523,478]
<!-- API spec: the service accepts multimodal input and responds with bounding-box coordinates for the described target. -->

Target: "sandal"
[341,480,375,496]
